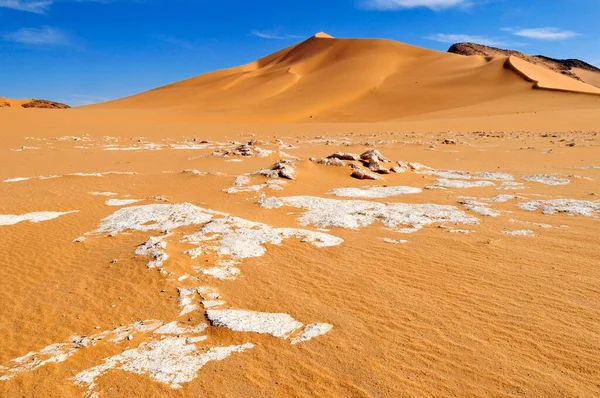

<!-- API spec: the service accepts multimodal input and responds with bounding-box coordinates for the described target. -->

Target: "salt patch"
[329,186,421,199]
[178,288,199,316]
[290,323,333,345]
[182,216,343,260]
[421,170,514,181]
[153,322,207,335]
[502,229,534,236]
[497,182,528,191]
[206,309,303,338]
[508,219,553,229]
[382,238,408,244]
[135,236,168,268]
[518,199,600,217]
[522,174,570,186]
[0,210,78,226]
[0,320,163,381]
[433,179,495,189]
[260,196,479,233]
[459,201,501,217]
[90,192,118,196]
[93,203,218,235]
[198,266,241,281]
[105,199,141,207]
[72,339,254,395]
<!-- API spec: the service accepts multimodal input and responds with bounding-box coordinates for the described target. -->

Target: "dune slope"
[91,34,600,122]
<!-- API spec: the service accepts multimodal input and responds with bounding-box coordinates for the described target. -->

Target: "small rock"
[328,152,360,161]
[442,138,457,145]
[566,142,576,147]
[111,259,118,264]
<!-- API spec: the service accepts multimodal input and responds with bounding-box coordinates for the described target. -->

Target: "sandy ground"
[1,34,600,398]
[1,114,599,397]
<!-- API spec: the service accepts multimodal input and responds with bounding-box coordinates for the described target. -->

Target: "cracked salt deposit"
[92,203,219,235]
[518,199,600,217]
[0,211,78,226]
[522,174,570,186]
[328,186,421,198]
[182,216,343,262]
[72,339,254,396]
[433,179,495,189]
[259,196,479,233]
[206,309,303,338]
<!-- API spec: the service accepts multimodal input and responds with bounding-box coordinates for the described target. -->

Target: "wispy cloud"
[426,33,505,47]
[504,27,580,40]
[250,29,303,40]
[1,26,70,45]
[0,0,52,13]
[358,0,471,11]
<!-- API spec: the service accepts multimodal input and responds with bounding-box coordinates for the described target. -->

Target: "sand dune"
[91,33,600,122]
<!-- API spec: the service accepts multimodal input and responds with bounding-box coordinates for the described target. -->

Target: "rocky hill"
[448,42,600,87]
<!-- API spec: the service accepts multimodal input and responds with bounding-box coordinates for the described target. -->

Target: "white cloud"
[0,0,52,13]
[508,27,580,40]
[426,33,505,47]
[1,26,69,45]
[359,0,471,10]
[250,29,303,40]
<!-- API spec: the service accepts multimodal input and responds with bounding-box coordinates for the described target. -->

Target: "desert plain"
[1,34,600,397]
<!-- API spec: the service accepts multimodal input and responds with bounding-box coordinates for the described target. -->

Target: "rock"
[319,158,344,166]
[255,160,297,180]
[328,152,360,161]
[442,138,457,145]
[566,142,576,147]
[350,166,381,180]
[360,149,389,163]
[390,166,407,173]
[309,157,317,162]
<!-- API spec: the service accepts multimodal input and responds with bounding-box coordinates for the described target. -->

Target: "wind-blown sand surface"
[1,34,600,397]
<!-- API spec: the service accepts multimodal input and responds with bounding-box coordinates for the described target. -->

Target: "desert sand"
[1,34,600,397]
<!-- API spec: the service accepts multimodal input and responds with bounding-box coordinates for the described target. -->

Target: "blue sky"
[1,0,599,105]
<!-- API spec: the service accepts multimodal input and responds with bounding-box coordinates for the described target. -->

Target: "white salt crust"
[522,174,570,186]
[206,310,303,338]
[92,203,219,235]
[420,170,514,181]
[433,179,495,189]
[290,323,333,344]
[90,192,118,196]
[135,236,169,269]
[72,339,254,396]
[259,196,479,233]
[0,211,78,226]
[182,216,343,261]
[459,201,501,217]
[502,229,534,236]
[328,186,421,198]
[3,171,136,183]
[105,199,141,207]
[518,199,600,217]
[0,320,163,382]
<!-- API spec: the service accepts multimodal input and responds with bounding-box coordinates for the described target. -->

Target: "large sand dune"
[92,33,600,122]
